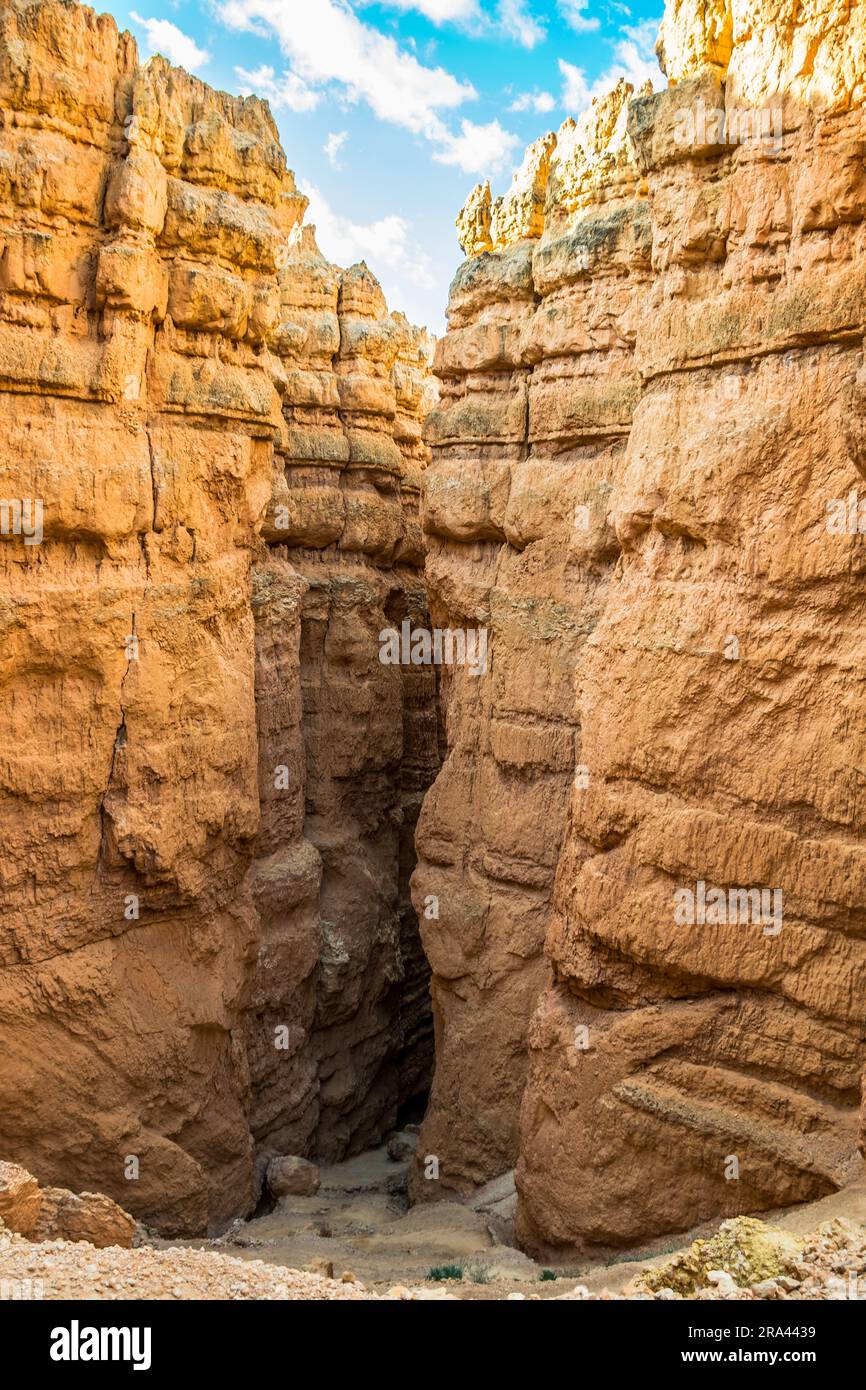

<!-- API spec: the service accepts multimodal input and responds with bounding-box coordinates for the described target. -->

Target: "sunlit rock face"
[415,0,866,1250]
[411,79,652,1202]
[0,0,436,1234]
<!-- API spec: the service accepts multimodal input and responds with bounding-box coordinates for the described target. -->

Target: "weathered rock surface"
[4,0,865,1263]
[257,235,439,1166]
[415,0,866,1251]
[0,0,435,1235]
[0,1160,136,1247]
[266,1154,320,1199]
[29,1187,137,1248]
[636,1216,803,1296]
[412,77,651,1201]
[0,1161,42,1237]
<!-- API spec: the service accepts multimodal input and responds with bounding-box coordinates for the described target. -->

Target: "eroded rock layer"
[416,0,866,1248]
[412,80,651,1200]
[0,0,435,1234]
[254,236,438,1166]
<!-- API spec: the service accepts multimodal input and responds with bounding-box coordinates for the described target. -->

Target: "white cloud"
[604,24,662,89]
[300,180,437,292]
[218,0,475,136]
[621,17,663,52]
[559,58,591,110]
[433,118,520,174]
[129,12,210,70]
[219,0,522,170]
[558,0,600,33]
[509,90,556,114]
[362,0,545,48]
[362,0,480,20]
[235,63,321,111]
[358,0,542,50]
[559,17,662,112]
[609,42,660,89]
[498,0,545,48]
[324,130,349,169]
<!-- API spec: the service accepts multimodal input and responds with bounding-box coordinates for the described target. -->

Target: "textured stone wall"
[0,0,435,1234]
[5,0,864,1258]
[410,82,652,1201]
[415,0,866,1251]
[256,235,438,1166]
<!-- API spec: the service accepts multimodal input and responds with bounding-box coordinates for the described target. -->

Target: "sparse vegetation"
[539,1269,558,1281]
[426,1264,464,1281]
[468,1264,491,1284]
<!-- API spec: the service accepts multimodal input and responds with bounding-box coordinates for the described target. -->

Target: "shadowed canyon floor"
[2,1143,866,1299]
[171,1147,866,1298]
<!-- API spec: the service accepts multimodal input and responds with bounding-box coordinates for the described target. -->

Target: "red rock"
[0,0,435,1236]
[414,0,866,1254]
[0,1162,42,1236]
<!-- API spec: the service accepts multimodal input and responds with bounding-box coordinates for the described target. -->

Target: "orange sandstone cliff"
[0,0,436,1234]
[413,0,866,1252]
[1,0,866,1259]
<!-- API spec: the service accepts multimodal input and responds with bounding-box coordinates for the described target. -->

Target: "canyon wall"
[410,83,651,1199]
[415,0,866,1250]
[252,237,438,1166]
[3,0,864,1259]
[0,0,435,1234]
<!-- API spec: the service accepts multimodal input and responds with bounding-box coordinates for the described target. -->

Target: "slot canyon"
[1,0,866,1309]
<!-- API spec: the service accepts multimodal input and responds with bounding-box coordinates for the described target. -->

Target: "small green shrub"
[426,1264,464,1281]
[539,1269,558,1282]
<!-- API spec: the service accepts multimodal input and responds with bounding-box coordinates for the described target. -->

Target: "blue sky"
[106,1,663,333]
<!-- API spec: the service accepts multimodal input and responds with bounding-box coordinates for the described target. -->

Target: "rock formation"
[411,77,651,1201]
[252,234,438,1169]
[2,0,865,1264]
[0,1160,137,1247]
[414,0,866,1253]
[0,0,436,1235]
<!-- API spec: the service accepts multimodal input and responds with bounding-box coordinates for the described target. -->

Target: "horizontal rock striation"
[416,0,866,1248]
[253,234,439,1167]
[411,81,652,1200]
[0,0,436,1234]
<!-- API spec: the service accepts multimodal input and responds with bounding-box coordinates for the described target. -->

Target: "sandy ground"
[0,1231,385,1300]
[167,1140,866,1301]
[166,1144,544,1299]
[2,1138,865,1301]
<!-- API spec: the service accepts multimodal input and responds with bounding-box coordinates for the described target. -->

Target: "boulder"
[267,1155,321,1199]
[0,1162,42,1236]
[387,1133,417,1162]
[31,1188,137,1249]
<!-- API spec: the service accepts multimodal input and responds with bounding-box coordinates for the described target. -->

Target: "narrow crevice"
[91,612,136,888]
